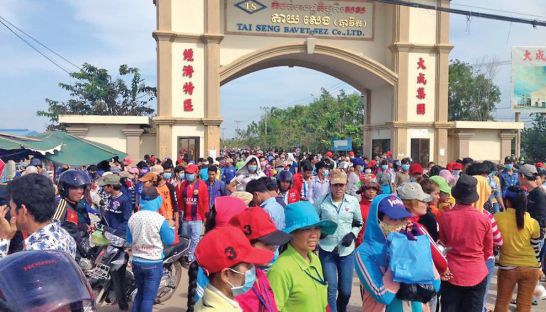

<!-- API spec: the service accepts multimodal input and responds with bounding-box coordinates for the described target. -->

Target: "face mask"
[506,164,513,170]
[379,221,406,236]
[358,167,364,173]
[323,170,330,177]
[381,165,388,171]
[178,172,185,180]
[163,172,172,180]
[259,249,279,273]
[228,266,256,296]
[365,169,372,174]
[402,164,410,171]
[248,165,258,173]
[186,174,195,182]
[260,161,267,167]
[452,170,460,176]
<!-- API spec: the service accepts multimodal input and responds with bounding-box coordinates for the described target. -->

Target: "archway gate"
[153,0,452,164]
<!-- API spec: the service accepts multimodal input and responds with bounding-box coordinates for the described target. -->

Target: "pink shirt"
[439,204,493,287]
[236,268,278,312]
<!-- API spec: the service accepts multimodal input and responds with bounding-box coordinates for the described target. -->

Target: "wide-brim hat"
[451,174,479,204]
[283,201,337,235]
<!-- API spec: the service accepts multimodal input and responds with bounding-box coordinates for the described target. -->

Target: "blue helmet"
[58,169,91,198]
[276,170,293,188]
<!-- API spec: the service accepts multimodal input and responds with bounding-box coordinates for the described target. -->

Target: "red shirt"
[176,180,209,221]
[439,204,493,286]
[356,198,372,246]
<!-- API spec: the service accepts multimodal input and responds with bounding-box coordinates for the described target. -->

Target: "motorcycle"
[82,227,190,306]
[86,229,134,308]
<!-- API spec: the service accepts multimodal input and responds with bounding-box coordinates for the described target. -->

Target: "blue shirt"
[105,192,133,236]
[205,180,227,208]
[261,197,286,230]
[499,170,519,196]
[222,165,237,184]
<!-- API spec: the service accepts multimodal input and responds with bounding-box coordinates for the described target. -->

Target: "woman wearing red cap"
[194,226,274,312]
[230,207,292,312]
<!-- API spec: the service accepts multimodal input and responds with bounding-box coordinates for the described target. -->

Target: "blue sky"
[1,0,545,138]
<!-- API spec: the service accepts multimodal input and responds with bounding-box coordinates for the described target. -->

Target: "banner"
[225,0,375,40]
[512,47,546,112]
[332,138,352,151]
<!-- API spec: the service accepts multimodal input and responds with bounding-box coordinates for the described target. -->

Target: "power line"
[451,2,546,20]
[0,17,72,75]
[0,16,81,71]
[376,0,546,27]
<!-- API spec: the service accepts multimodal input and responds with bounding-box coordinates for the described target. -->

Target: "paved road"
[98,267,545,312]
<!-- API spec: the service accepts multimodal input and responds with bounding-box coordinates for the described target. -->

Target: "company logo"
[235,0,267,14]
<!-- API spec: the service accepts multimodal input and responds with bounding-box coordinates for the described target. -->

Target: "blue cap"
[283,201,337,235]
[378,195,412,220]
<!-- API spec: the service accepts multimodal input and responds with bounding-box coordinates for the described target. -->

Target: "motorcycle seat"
[164,239,189,258]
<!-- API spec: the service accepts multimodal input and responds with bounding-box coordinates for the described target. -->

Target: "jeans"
[494,267,541,312]
[482,258,496,311]
[132,261,163,312]
[441,276,488,312]
[111,263,128,309]
[181,220,203,262]
[319,248,354,312]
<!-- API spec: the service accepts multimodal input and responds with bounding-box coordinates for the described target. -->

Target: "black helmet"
[276,170,293,184]
[58,169,91,198]
[0,250,96,312]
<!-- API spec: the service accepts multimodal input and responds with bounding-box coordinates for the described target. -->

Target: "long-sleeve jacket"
[315,193,363,256]
[354,194,441,311]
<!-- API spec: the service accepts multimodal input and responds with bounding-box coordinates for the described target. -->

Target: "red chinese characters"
[524,49,533,61]
[183,65,194,78]
[416,57,428,115]
[182,48,195,112]
[183,49,194,62]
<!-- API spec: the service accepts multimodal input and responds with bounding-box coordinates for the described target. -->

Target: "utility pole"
[234,120,242,135]
[260,106,271,148]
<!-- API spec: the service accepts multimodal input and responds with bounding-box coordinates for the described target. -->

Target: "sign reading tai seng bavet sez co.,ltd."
[512,47,546,112]
[225,0,375,40]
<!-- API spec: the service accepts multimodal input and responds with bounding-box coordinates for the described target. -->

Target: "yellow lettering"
[245,2,257,10]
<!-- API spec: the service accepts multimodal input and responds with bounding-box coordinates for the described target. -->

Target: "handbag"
[396,283,436,303]
[387,232,435,284]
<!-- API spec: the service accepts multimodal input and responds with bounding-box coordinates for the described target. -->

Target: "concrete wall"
[468,130,502,162]
[140,133,157,159]
[85,125,127,153]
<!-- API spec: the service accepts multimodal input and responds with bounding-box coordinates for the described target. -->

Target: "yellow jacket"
[195,285,243,312]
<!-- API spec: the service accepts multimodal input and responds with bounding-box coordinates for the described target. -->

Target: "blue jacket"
[354,194,440,311]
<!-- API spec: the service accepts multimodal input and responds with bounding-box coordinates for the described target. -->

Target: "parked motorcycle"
[82,227,190,306]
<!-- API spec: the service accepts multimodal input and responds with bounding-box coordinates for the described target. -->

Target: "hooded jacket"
[354,194,440,312]
[233,156,266,192]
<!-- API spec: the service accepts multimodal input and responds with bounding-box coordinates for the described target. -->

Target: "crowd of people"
[1,150,546,312]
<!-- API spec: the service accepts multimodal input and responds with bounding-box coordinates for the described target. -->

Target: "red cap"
[409,163,423,175]
[369,160,377,168]
[214,196,248,228]
[348,151,355,158]
[536,162,544,168]
[185,164,199,174]
[446,162,455,171]
[195,226,274,274]
[452,163,463,170]
[229,207,291,245]
[325,151,333,158]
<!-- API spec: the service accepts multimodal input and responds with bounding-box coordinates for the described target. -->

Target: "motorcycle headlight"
[103,231,126,248]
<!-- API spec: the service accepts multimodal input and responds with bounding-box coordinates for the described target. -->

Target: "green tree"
[223,88,364,152]
[448,60,501,121]
[522,113,546,161]
[37,63,156,130]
